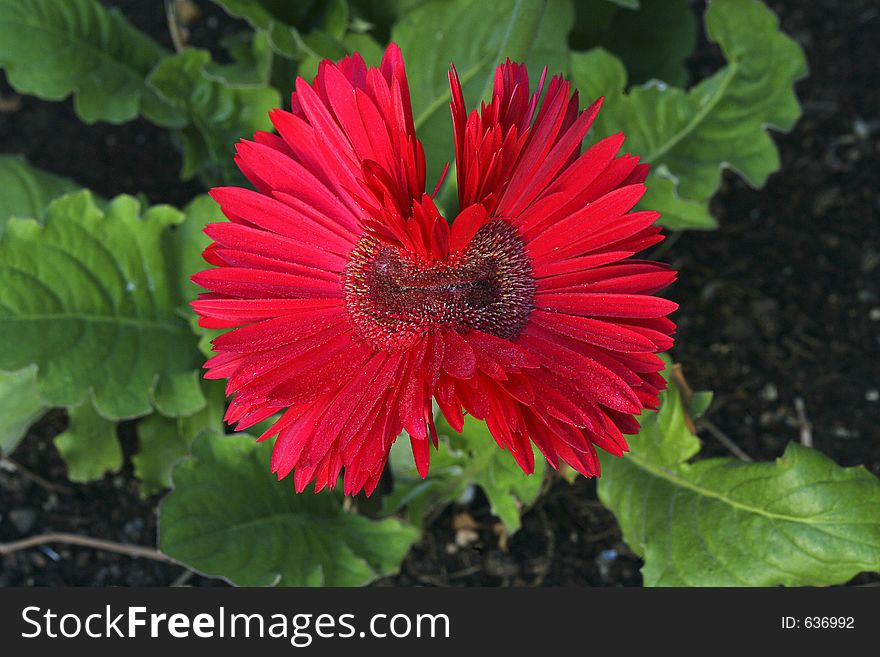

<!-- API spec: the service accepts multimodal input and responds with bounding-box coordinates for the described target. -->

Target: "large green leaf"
[386,416,545,532]
[599,372,880,587]
[147,48,281,185]
[160,432,419,586]
[0,156,79,230]
[54,402,121,482]
[0,191,205,420]
[0,0,180,124]
[393,0,574,188]
[0,366,47,455]
[573,0,806,229]
[133,381,227,497]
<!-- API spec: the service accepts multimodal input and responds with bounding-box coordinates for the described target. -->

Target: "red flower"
[192,44,677,495]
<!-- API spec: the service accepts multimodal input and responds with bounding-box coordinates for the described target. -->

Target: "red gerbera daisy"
[192,44,677,496]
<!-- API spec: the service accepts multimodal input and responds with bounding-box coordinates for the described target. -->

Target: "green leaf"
[133,381,227,497]
[393,0,574,188]
[574,0,807,229]
[669,0,806,197]
[570,51,716,229]
[0,366,48,455]
[0,191,205,420]
[0,156,79,230]
[54,402,121,482]
[0,0,180,124]
[384,436,468,525]
[599,372,880,586]
[386,415,545,532]
[299,29,348,63]
[640,171,717,231]
[689,390,714,420]
[205,31,274,86]
[570,46,626,101]
[341,32,384,66]
[147,48,281,184]
[160,432,419,586]
[324,0,350,39]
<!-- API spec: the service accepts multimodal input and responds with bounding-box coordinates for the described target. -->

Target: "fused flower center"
[344,220,536,350]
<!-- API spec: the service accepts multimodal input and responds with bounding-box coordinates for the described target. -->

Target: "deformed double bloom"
[192,44,678,495]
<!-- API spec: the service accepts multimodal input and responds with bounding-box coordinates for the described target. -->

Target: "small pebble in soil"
[451,512,479,531]
[458,484,476,505]
[454,528,480,548]
[832,426,856,439]
[861,250,879,273]
[492,523,509,552]
[852,117,875,140]
[42,493,59,512]
[760,383,779,402]
[595,552,617,583]
[723,316,756,341]
[9,508,38,534]
[484,551,519,579]
[123,518,145,540]
[599,549,619,562]
[752,299,781,337]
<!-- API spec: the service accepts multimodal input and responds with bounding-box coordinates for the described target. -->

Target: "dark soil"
[1,0,878,587]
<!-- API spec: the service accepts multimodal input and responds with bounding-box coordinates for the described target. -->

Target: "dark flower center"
[344,220,536,350]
